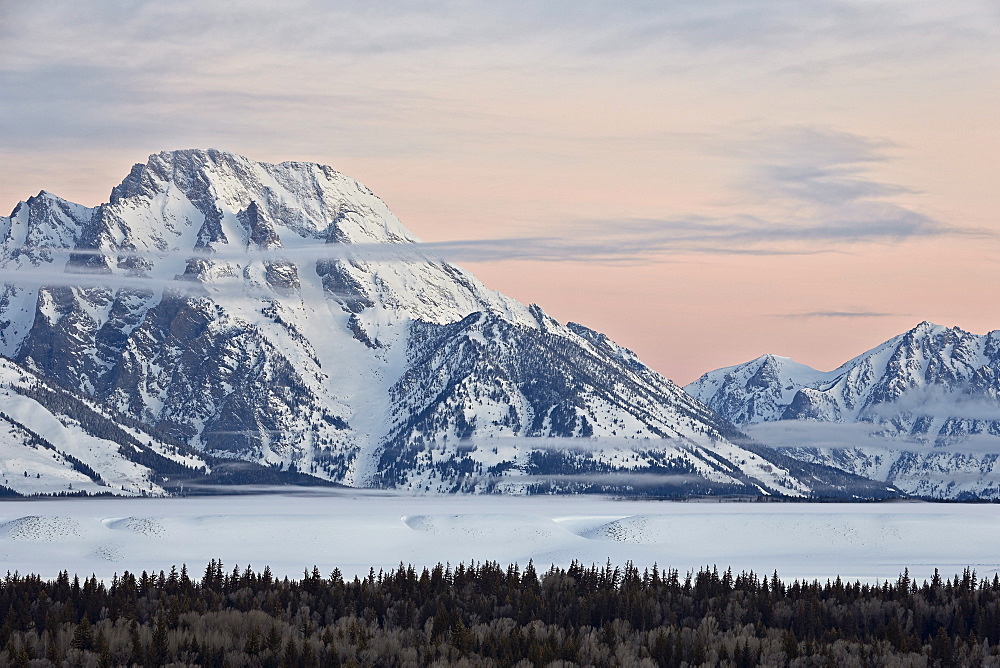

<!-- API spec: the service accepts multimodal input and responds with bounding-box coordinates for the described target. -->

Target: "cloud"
[730,126,949,239]
[7,1,997,66]
[866,385,1000,423]
[0,266,212,295]
[562,125,968,257]
[0,229,880,294]
[746,127,912,202]
[774,310,904,319]
[577,209,944,255]
[746,420,1000,456]
[0,261,351,299]
[500,473,708,487]
[3,1,997,156]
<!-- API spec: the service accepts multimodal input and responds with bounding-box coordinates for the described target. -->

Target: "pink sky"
[2,1,998,384]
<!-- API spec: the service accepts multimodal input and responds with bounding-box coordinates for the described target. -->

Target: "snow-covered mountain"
[0,353,340,497]
[0,149,895,498]
[0,354,204,496]
[684,354,830,425]
[686,322,1000,498]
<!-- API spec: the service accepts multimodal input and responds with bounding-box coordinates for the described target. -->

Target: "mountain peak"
[691,320,1000,438]
[906,320,968,337]
[754,353,794,366]
[97,148,427,256]
[911,320,943,332]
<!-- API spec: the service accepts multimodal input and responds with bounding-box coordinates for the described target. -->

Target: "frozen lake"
[2,490,998,584]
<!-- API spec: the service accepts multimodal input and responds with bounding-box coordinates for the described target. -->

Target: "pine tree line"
[2,561,1000,666]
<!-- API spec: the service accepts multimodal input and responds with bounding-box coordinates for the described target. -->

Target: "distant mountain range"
[686,322,1000,499]
[0,149,894,499]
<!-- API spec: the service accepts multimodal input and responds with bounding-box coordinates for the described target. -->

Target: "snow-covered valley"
[2,493,998,584]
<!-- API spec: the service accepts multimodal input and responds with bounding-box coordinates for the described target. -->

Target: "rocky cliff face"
[0,149,896,498]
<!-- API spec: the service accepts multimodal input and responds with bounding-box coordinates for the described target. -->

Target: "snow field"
[1,492,1000,585]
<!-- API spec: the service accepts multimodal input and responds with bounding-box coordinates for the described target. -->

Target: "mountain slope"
[0,355,208,496]
[686,322,1000,498]
[0,354,333,496]
[0,149,896,498]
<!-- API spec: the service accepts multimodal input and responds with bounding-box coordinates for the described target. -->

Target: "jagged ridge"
[686,322,1000,498]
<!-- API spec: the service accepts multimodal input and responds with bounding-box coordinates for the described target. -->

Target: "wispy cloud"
[729,126,949,240]
[575,209,945,257]
[7,1,995,73]
[501,473,708,487]
[0,266,207,295]
[868,386,1000,423]
[0,123,969,290]
[748,420,1000,455]
[563,125,964,257]
[774,310,905,319]
[3,1,996,155]
[0,213,941,287]
[0,261,355,299]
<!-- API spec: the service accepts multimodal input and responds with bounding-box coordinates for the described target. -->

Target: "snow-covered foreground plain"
[2,490,999,584]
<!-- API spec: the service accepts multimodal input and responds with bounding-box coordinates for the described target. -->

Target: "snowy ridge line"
[687,321,1000,499]
[687,321,1000,432]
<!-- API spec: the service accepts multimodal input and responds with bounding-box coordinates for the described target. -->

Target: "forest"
[1,559,998,667]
